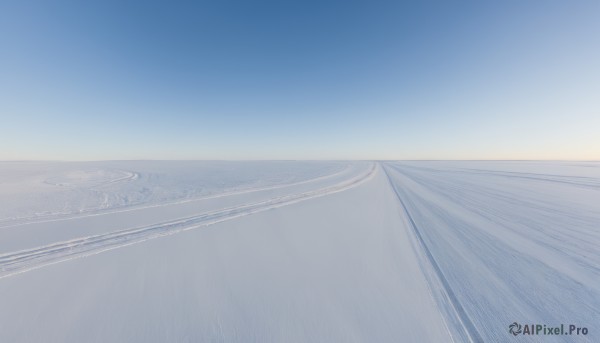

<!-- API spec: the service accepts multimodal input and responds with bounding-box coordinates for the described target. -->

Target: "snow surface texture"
[0,161,348,225]
[0,161,598,342]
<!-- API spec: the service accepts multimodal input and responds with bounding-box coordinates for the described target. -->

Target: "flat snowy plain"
[0,161,598,342]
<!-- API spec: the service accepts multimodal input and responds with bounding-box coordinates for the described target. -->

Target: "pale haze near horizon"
[1,1,598,161]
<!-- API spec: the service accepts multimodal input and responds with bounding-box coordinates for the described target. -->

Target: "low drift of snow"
[0,161,599,342]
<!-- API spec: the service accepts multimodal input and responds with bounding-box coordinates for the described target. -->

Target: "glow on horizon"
[1,1,598,161]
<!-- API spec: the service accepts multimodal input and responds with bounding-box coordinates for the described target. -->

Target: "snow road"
[383,161,600,342]
[0,161,598,342]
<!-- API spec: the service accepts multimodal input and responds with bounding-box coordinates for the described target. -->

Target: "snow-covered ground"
[0,161,349,225]
[0,161,598,342]
[383,161,600,342]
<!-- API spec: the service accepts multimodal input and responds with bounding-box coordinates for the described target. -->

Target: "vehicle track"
[0,164,354,229]
[0,163,376,279]
[382,163,484,343]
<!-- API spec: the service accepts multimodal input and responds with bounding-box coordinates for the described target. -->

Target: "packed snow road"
[383,161,600,342]
[0,161,598,342]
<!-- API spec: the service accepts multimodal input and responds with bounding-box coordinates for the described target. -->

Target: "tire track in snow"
[382,164,484,343]
[0,163,376,279]
[0,164,354,229]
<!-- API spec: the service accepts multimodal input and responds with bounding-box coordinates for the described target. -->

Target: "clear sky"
[1,0,598,160]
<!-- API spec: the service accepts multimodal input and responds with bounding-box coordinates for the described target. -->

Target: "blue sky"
[1,0,598,160]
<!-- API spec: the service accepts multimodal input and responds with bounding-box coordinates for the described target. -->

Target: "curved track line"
[0,163,376,279]
[382,164,484,343]
[0,164,354,229]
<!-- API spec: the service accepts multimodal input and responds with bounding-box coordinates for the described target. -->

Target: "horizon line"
[2,159,599,163]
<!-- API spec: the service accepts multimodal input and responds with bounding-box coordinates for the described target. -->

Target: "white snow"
[0,161,598,342]
[0,161,349,225]
[383,161,600,342]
